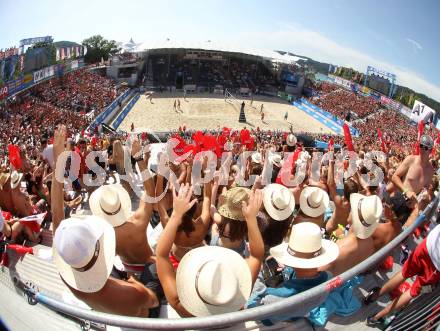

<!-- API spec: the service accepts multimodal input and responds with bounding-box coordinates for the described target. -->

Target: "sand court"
[117,93,336,134]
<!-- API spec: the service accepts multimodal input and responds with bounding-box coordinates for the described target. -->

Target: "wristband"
[402,188,409,195]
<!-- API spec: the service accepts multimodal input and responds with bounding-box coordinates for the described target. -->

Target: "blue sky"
[1,0,439,100]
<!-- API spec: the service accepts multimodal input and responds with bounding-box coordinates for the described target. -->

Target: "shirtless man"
[325,158,359,234]
[51,125,160,317]
[389,135,435,226]
[94,137,157,271]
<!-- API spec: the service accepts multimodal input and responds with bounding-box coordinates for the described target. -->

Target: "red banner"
[343,123,354,151]
[8,144,22,170]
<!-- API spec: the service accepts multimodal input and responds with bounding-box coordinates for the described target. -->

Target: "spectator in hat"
[156,185,264,317]
[294,187,330,228]
[320,194,382,275]
[89,137,157,274]
[51,126,161,317]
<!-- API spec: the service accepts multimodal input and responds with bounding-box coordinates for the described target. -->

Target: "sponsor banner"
[19,36,53,47]
[411,100,436,124]
[33,65,55,83]
[66,47,71,59]
[0,85,8,100]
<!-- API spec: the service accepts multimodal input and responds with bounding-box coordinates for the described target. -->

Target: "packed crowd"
[1,115,439,328]
[312,82,381,119]
[33,69,124,113]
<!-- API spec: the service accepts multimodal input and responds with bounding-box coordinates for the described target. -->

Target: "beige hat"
[176,246,252,317]
[89,184,132,227]
[217,187,250,221]
[263,184,295,221]
[299,187,329,218]
[350,193,383,239]
[286,134,297,147]
[270,222,339,269]
[0,172,10,190]
[53,216,115,293]
[268,153,283,168]
[10,171,23,189]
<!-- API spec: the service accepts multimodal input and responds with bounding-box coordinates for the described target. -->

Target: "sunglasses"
[420,145,432,151]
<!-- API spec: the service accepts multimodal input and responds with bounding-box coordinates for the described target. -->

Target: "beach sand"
[117,93,335,134]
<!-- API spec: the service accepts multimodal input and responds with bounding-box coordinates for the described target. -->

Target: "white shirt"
[42,144,54,169]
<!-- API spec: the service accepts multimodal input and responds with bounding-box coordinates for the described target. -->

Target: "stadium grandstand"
[1,32,440,331]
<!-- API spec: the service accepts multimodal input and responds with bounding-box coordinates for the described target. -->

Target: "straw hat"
[217,187,250,221]
[263,184,295,221]
[286,134,297,147]
[350,193,383,239]
[10,171,23,189]
[89,184,132,227]
[176,246,252,317]
[270,222,339,269]
[0,172,10,190]
[268,153,283,168]
[52,216,115,293]
[251,152,262,164]
[427,224,440,271]
[299,187,330,218]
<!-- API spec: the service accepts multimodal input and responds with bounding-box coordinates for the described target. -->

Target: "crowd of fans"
[312,82,381,119]
[33,69,124,113]
[0,72,439,329]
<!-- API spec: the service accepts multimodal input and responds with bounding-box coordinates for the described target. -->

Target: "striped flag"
[19,213,46,233]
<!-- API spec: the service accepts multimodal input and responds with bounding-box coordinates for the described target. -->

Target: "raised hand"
[172,183,197,218]
[242,189,263,221]
[131,137,142,159]
[53,125,66,160]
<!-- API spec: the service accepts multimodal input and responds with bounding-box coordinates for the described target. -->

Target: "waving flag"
[343,123,354,152]
[276,147,302,186]
[8,144,22,170]
[414,120,425,155]
[19,213,47,233]
[328,138,334,151]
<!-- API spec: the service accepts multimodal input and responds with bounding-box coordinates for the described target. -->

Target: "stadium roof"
[121,39,306,64]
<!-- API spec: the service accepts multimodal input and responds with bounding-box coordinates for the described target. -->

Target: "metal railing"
[29,195,439,330]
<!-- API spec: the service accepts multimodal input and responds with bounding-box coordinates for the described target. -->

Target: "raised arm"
[51,125,67,233]
[327,157,337,200]
[156,183,197,317]
[131,138,154,224]
[242,189,265,284]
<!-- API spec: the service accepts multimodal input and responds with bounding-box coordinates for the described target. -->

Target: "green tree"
[82,35,120,64]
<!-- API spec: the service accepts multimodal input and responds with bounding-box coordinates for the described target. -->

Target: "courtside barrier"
[112,93,140,130]
[26,194,439,330]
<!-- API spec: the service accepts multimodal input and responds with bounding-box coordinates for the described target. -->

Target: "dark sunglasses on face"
[420,145,431,151]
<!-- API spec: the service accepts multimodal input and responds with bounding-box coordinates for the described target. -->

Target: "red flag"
[328,138,334,151]
[343,123,354,152]
[7,244,34,256]
[8,144,22,170]
[276,147,302,185]
[192,131,204,147]
[19,213,46,233]
[222,127,231,137]
[414,120,425,155]
[377,129,387,153]
[171,134,187,156]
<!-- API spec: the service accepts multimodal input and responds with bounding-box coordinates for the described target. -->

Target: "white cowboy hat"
[52,216,115,293]
[176,246,252,317]
[299,187,330,218]
[270,222,339,269]
[350,193,383,239]
[268,153,283,168]
[89,184,132,227]
[10,171,23,189]
[224,141,234,151]
[286,134,297,147]
[263,184,295,221]
[251,152,262,164]
[427,224,440,271]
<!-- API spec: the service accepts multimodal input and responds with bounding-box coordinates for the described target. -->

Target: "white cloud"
[234,25,440,101]
[406,38,423,53]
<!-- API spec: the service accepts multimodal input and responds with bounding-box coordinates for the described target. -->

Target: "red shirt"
[402,238,440,297]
